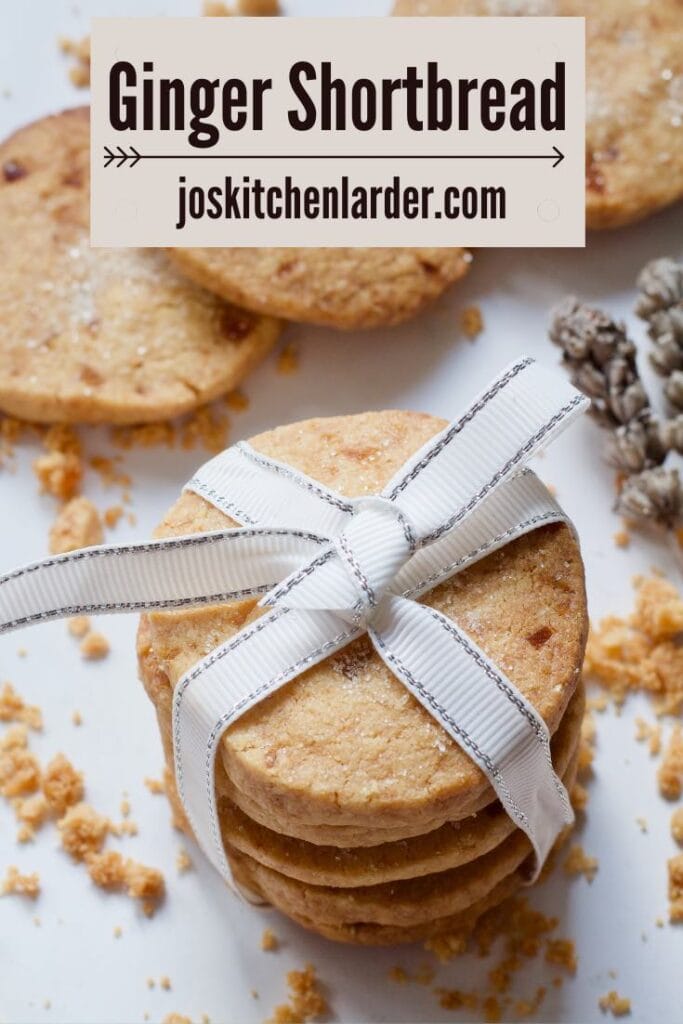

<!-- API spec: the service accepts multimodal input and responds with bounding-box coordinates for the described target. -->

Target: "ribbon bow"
[0,358,588,887]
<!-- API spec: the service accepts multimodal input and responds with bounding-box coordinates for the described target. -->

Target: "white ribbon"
[0,358,588,888]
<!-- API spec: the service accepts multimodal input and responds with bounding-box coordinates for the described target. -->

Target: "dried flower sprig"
[549,297,647,428]
[636,257,683,410]
[549,295,683,527]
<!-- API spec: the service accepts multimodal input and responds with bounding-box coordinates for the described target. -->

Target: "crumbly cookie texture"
[267,964,328,1024]
[393,0,683,229]
[0,108,280,424]
[49,496,103,554]
[585,575,683,715]
[1,865,40,899]
[169,247,472,330]
[669,854,683,922]
[197,690,581,890]
[598,990,632,1017]
[139,410,586,844]
[224,755,578,933]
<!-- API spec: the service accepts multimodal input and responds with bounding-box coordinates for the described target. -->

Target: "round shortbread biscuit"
[393,0,683,229]
[228,830,533,928]
[139,410,587,847]
[168,247,472,330]
[266,871,523,946]
[212,686,583,888]
[0,108,280,424]
[228,752,577,941]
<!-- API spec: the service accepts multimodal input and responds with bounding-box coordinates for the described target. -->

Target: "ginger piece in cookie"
[49,496,103,554]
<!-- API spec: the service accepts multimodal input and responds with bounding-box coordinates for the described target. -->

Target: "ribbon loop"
[384,358,587,545]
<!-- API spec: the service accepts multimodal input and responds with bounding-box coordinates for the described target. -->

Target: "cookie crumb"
[104,505,124,529]
[1,864,40,899]
[585,575,683,715]
[460,305,484,340]
[658,725,683,799]
[163,1015,192,1024]
[202,1,233,13]
[15,793,49,838]
[261,927,279,952]
[160,976,172,991]
[58,802,109,861]
[113,925,122,938]
[389,966,409,984]
[33,451,82,501]
[49,496,103,554]
[176,848,192,873]
[68,616,91,638]
[267,964,327,1023]
[436,988,478,1011]
[564,844,598,883]
[671,808,683,845]
[225,390,249,412]
[43,754,84,816]
[634,717,662,756]
[613,529,630,549]
[79,632,110,660]
[598,991,631,1017]
[0,681,42,730]
[669,854,683,922]
[71,710,82,727]
[424,931,467,963]
[545,939,577,974]
[236,0,280,13]
[58,35,91,88]
[0,744,41,797]
[87,850,165,915]
[635,817,648,834]
[276,343,299,376]
[144,776,165,795]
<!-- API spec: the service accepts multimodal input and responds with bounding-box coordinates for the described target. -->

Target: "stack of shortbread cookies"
[137,409,588,944]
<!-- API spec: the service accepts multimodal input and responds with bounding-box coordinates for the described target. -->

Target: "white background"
[1,3,682,1024]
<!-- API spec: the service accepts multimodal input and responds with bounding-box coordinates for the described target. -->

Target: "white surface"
[1,3,683,1024]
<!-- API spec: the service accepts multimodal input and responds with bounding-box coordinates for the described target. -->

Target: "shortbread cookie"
[393,0,683,229]
[168,247,472,329]
[229,829,532,928]
[0,108,280,424]
[269,871,523,946]
[151,685,579,885]
[139,410,587,846]
[213,689,582,887]
[229,753,576,940]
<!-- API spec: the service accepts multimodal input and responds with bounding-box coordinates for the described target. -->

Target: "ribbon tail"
[368,596,574,878]
[0,528,326,635]
[172,606,361,888]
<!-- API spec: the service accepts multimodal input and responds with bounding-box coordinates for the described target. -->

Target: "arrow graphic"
[103,145,141,168]
[103,145,565,168]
